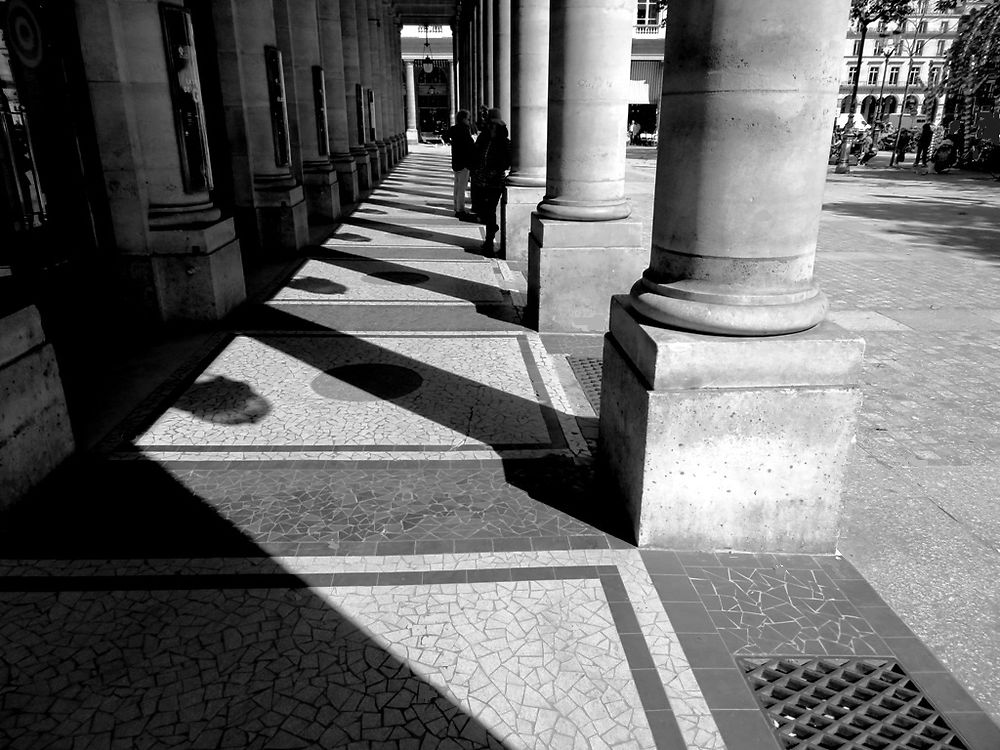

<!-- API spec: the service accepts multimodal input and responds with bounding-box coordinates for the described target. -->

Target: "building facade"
[837,0,989,125]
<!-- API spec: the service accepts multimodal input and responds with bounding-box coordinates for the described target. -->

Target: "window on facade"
[636,0,659,26]
[877,20,888,32]
[853,39,863,56]
[908,66,921,84]
[914,40,925,56]
[940,21,949,33]
[889,66,901,84]
[868,67,880,84]
[848,66,858,84]
[936,40,947,56]
[929,66,940,84]
[874,39,885,54]
[917,0,927,12]
[917,21,927,33]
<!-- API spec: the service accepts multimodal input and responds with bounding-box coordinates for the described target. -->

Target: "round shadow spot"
[367,270,431,286]
[311,363,424,401]
[288,276,348,295]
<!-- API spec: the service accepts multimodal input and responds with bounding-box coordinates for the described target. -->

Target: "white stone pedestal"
[333,155,361,205]
[0,304,74,509]
[527,215,646,332]
[501,184,544,262]
[148,218,247,322]
[599,296,865,552]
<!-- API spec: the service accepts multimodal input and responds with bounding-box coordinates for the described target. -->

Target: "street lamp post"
[836,20,871,174]
[872,29,902,159]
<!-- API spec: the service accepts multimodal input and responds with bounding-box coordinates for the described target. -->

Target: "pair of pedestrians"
[445,108,511,255]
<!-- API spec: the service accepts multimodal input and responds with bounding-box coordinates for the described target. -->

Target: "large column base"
[527,214,647,332]
[599,295,865,553]
[406,128,418,143]
[254,184,309,253]
[303,166,342,223]
[0,304,75,510]
[502,184,544,262]
[365,144,382,184]
[333,154,361,205]
[148,218,248,322]
[376,141,389,175]
[352,148,373,195]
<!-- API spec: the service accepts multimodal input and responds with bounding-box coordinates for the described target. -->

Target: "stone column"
[354,0,381,183]
[389,19,402,156]
[77,0,245,321]
[278,0,341,222]
[474,2,483,110]
[501,0,547,262]
[319,0,360,204]
[483,0,494,108]
[213,0,309,254]
[367,0,388,175]
[527,0,645,331]
[379,2,395,166]
[339,0,372,192]
[599,0,863,553]
[405,60,419,141]
[448,61,457,126]
[494,0,510,119]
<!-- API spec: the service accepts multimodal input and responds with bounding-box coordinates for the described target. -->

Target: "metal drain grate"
[567,356,603,415]
[740,657,969,750]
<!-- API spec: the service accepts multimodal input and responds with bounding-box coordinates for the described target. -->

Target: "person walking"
[470,108,511,255]
[914,123,933,168]
[894,129,911,165]
[445,110,477,219]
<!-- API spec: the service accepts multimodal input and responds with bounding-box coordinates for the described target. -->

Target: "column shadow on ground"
[0,458,509,749]
[326,215,483,252]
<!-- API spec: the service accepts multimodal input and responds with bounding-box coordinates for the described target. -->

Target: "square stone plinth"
[599,296,865,553]
[151,234,247,323]
[502,184,544,263]
[528,215,647,333]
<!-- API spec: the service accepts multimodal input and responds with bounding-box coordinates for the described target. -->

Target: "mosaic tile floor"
[3,146,998,750]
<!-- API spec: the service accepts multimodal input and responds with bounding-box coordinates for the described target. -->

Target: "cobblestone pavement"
[1,147,998,749]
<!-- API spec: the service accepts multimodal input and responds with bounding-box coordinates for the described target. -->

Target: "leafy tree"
[942,1,1000,139]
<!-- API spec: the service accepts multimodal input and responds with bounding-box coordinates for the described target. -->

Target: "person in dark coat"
[444,110,477,219]
[470,108,511,255]
[914,123,933,167]
[894,129,911,164]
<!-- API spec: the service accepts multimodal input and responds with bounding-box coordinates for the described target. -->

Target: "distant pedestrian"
[445,109,476,219]
[914,123,933,167]
[471,108,511,255]
[894,129,911,165]
[629,120,642,145]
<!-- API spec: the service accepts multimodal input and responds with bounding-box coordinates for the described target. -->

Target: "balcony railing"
[634,24,665,37]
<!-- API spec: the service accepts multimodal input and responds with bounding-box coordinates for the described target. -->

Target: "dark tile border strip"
[0,564,682,749]
[516,335,569,451]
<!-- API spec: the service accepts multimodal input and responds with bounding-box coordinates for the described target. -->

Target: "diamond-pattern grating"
[740,657,970,750]
[567,356,603,415]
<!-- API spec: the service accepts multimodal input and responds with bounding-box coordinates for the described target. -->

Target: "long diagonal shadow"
[327,215,484,252]
[0,457,511,749]
[363,196,458,218]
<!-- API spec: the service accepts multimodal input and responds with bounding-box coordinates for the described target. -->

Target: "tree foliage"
[850,0,958,29]
[943,1,1000,134]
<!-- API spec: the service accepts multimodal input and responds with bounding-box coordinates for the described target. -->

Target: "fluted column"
[339,0,372,192]
[319,0,360,204]
[281,0,342,221]
[474,2,483,110]
[599,0,863,554]
[630,0,836,335]
[526,0,645,332]
[448,61,457,125]
[354,0,381,183]
[494,0,510,120]
[501,0,548,262]
[405,59,418,140]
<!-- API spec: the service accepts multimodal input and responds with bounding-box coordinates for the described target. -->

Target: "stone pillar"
[0,302,74,509]
[483,0,494,108]
[76,0,245,321]
[405,60,419,141]
[527,0,646,331]
[354,0,381,183]
[213,0,309,254]
[319,0,360,204]
[494,0,510,120]
[379,3,396,167]
[278,0,341,222]
[448,61,457,126]
[367,0,388,176]
[599,0,864,553]
[339,0,372,192]
[474,2,484,110]
[502,0,547,262]
[389,19,403,157]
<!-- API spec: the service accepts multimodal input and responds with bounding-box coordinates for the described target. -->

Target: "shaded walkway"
[1,146,998,750]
